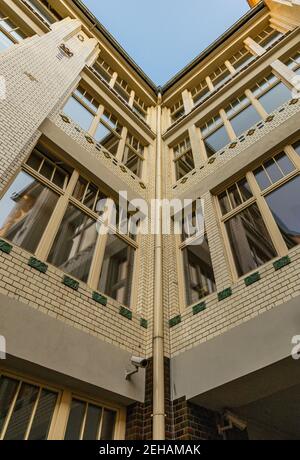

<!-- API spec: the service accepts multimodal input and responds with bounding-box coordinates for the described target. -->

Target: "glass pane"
[218,192,231,215]
[292,141,300,156]
[98,234,134,307]
[4,383,39,440]
[82,404,102,440]
[73,176,88,201]
[63,96,94,131]
[204,125,230,156]
[0,30,14,51]
[254,166,271,191]
[26,150,42,171]
[225,204,277,277]
[100,409,116,440]
[230,104,261,137]
[40,160,53,181]
[0,376,19,435]
[264,158,283,183]
[123,147,141,177]
[258,82,291,114]
[275,152,295,175]
[53,168,67,189]
[175,150,194,179]
[0,171,59,253]
[182,235,216,306]
[64,399,85,440]
[265,175,300,249]
[48,204,98,283]
[83,183,98,211]
[28,389,57,440]
[228,184,242,209]
[95,123,119,156]
[237,178,253,202]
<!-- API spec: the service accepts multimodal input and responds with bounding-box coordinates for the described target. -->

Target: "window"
[182,236,216,306]
[218,149,300,277]
[132,94,148,120]
[92,58,114,84]
[63,85,98,131]
[98,234,135,307]
[251,73,291,114]
[47,204,99,283]
[0,12,26,51]
[23,0,57,25]
[225,94,261,138]
[292,140,300,156]
[191,80,210,107]
[170,99,185,124]
[210,64,232,91]
[123,133,144,177]
[114,76,131,103]
[0,146,70,253]
[285,50,300,75]
[173,136,195,180]
[201,114,230,157]
[94,109,123,156]
[0,374,58,440]
[254,25,283,50]
[64,398,116,440]
[229,46,256,73]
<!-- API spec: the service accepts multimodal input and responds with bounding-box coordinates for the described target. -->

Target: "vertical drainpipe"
[152,90,165,440]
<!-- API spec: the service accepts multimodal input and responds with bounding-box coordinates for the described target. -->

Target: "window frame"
[216,144,300,280]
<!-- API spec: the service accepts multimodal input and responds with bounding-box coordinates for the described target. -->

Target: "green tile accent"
[244,272,261,286]
[192,302,206,315]
[28,257,48,274]
[140,318,148,329]
[63,275,79,291]
[0,240,12,254]
[92,292,107,306]
[169,315,181,328]
[218,288,232,301]
[119,306,132,320]
[273,256,291,271]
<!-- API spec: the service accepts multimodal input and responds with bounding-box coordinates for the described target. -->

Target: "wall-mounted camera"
[125,356,148,380]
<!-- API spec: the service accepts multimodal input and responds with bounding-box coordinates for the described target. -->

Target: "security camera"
[218,410,247,436]
[131,356,148,368]
[125,356,148,380]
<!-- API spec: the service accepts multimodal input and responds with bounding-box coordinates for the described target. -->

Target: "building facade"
[0,0,300,440]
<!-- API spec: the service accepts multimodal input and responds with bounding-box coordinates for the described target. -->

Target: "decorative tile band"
[273,256,291,271]
[62,275,79,291]
[28,257,48,274]
[92,292,107,306]
[192,302,206,315]
[119,306,132,320]
[244,272,261,287]
[0,240,12,254]
[169,315,181,328]
[218,288,232,302]
[140,318,148,329]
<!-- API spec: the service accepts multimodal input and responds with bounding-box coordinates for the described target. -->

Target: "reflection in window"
[98,234,134,307]
[229,104,261,138]
[0,14,26,51]
[182,235,216,305]
[63,96,94,131]
[258,81,291,114]
[64,398,116,440]
[254,152,295,191]
[292,140,300,156]
[48,204,98,283]
[203,124,230,157]
[225,204,277,277]
[0,376,57,440]
[0,171,59,253]
[265,175,300,249]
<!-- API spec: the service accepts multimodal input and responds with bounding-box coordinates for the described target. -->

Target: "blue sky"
[83,0,250,85]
